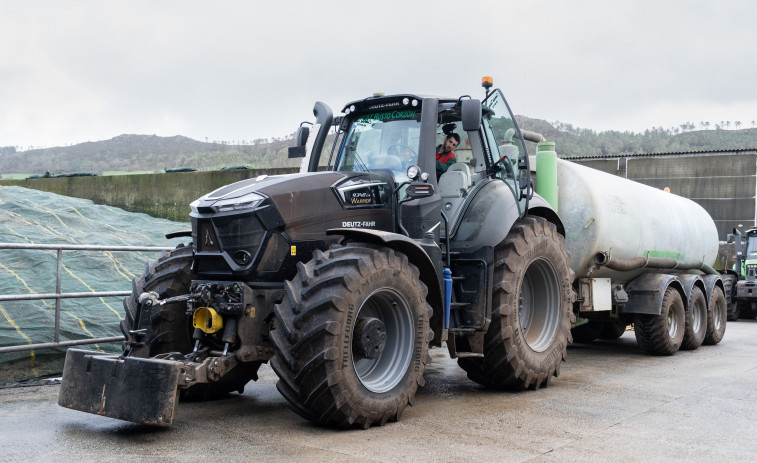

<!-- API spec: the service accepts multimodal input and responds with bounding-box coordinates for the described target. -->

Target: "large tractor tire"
[633,286,685,355]
[681,286,707,350]
[270,243,432,429]
[121,244,261,401]
[703,284,726,345]
[457,216,573,390]
[723,275,739,321]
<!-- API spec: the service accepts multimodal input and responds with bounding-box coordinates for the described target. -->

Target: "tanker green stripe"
[645,250,686,259]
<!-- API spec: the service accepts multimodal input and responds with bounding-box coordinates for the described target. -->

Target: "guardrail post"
[55,248,62,344]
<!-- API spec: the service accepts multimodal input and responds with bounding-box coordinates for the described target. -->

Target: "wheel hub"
[353,317,387,360]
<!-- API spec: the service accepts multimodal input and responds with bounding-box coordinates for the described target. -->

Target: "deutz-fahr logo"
[342,221,377,228]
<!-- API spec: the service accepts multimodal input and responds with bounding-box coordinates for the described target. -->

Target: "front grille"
[214,213,266,252]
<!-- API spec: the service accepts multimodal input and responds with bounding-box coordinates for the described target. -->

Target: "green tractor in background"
[723,227,757,320]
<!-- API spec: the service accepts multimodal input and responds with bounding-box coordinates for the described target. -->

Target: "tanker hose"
[593,251,719,275]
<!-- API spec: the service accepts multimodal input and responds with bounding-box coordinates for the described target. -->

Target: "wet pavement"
[1,321,756,463]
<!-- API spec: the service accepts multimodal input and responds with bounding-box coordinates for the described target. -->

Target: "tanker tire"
[570,321,603,344]
[121,244,261,401]
[723,275,739,321]
[681,286,707,350]
[633,286,685,356]
[457,216,573,390]
[269,243,432,429]
[703,285,726,345]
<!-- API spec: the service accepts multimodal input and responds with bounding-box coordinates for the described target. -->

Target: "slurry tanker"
[58,77,725,428]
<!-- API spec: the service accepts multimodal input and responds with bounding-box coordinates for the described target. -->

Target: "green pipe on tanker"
[535,141,558,212]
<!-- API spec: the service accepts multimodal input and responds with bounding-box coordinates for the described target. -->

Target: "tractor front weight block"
[58,349,182,426]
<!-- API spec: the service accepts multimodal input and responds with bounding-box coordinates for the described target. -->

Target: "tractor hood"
[190,171,396,278]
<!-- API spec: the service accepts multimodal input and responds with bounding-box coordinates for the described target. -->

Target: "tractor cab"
[290,78,534,241]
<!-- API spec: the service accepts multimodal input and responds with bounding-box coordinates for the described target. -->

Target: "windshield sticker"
[359,110,417,123]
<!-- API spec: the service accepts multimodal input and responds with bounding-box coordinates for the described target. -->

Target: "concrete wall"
[0,168,298,222]
[568,150,757,239]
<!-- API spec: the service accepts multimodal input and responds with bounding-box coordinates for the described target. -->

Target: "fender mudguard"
[622,273,685,315]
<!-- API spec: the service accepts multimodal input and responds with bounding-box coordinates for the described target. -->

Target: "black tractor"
[59,78,573,429]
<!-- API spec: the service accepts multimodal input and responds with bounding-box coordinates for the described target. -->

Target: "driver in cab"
[435,133,460,179]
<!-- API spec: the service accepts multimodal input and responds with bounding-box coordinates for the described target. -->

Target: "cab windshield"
[746,234,757,255]
[334,109,421,182]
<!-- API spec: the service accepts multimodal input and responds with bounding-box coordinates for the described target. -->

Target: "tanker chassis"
[58,78,725,429]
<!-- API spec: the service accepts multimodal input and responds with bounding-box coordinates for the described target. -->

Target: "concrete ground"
[1,321,756,463]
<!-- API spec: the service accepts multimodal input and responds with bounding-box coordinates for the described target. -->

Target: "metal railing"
[0,242,175,354]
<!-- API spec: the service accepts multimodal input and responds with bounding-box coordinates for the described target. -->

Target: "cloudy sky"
[1,0,755,150]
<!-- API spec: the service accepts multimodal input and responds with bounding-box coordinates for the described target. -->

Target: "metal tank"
[535,147,719,283]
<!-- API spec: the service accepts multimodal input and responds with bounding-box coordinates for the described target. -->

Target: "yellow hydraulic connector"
[193,307,224,334]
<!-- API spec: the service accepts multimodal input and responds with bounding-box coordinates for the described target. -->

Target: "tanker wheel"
[270,243,432,429]
[598,319,628,340]
[122,244,261,401]
[570,320,604,344]
[633,286,685,355]
[457,216,573,390]
[681,286,707,350]
[703,284,726,345]
[723,275,739,321]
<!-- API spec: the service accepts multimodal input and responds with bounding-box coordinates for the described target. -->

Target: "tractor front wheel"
[270,243,432,429]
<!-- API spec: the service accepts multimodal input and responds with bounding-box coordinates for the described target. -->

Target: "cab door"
[481,89,529,215]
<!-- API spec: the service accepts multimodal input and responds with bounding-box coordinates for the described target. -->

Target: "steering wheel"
[386,143,417,161]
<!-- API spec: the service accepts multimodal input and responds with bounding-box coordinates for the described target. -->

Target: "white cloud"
[1,0,756,148]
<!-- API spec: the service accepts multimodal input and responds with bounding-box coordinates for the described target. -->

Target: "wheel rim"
[352,288,414,393]
[668,310,679,337]
[693,297,706,333]
[714,295,725,331]
[518,257,561,352]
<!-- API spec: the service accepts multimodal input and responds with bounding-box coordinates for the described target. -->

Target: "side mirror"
[461,99,481,131]
[295,125,310,147]
[288,124,311,158]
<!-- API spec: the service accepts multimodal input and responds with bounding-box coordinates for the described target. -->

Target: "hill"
[2,118,757,175]
[0,134,298,175]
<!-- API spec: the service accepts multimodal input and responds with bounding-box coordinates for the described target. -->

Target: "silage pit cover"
[0,186,189,382]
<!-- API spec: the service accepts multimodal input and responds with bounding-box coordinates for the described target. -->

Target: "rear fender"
[701,274,724,307]
[622,274,685,315]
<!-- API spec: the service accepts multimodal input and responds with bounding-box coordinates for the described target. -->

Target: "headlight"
[211,192,265,213]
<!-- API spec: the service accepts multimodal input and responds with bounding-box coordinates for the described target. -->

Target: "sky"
[1,0,756,150]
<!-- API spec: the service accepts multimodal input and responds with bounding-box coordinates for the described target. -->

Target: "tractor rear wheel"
[703,284,726,345]
[634,286,685,355]
[457,216,573,390]
[122,244,260,400]
[723,275,739,321]
[681,286,707,350]
[270,243,432,429]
